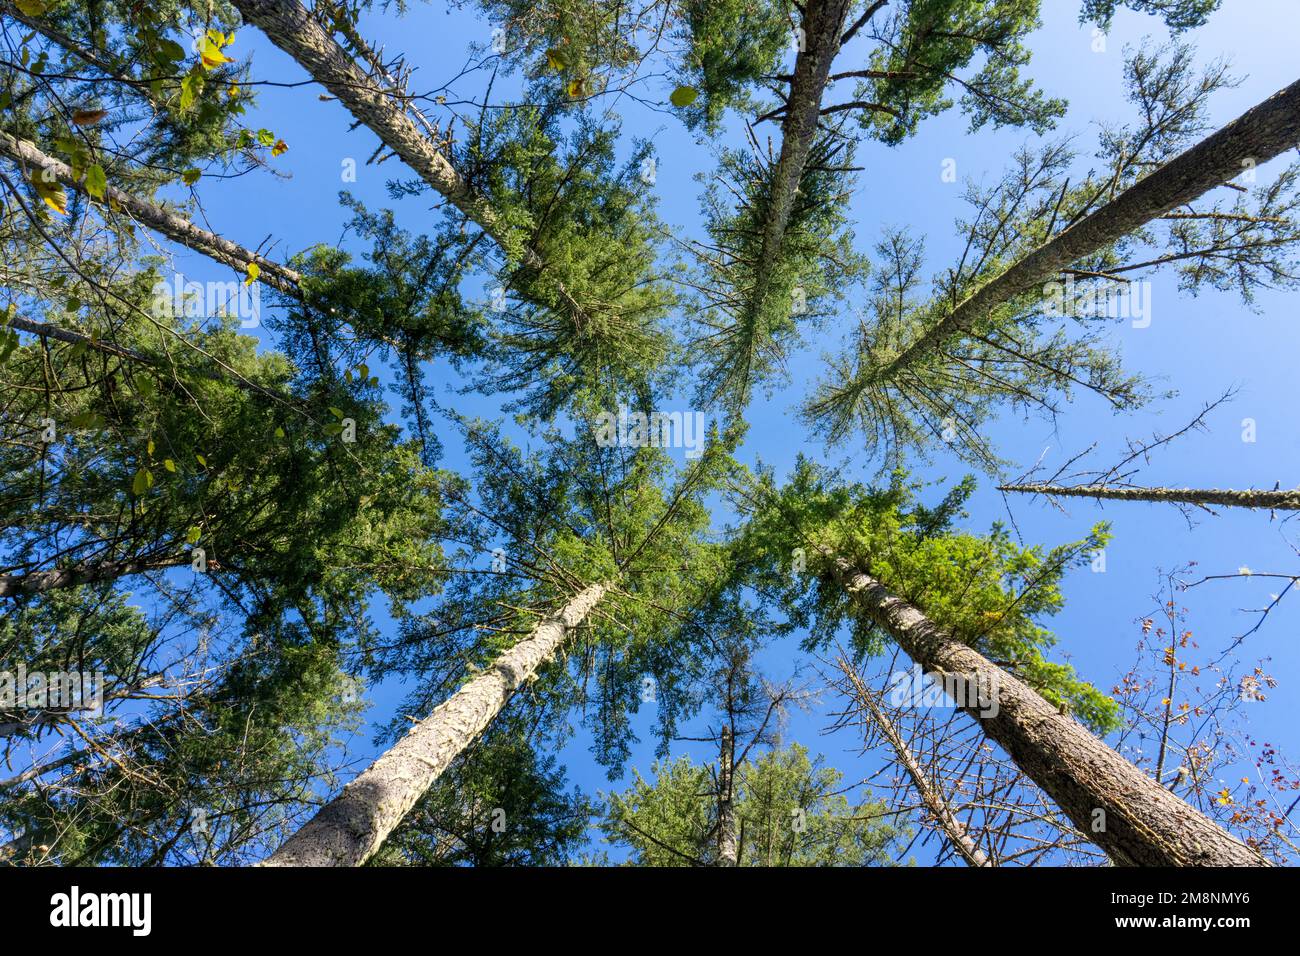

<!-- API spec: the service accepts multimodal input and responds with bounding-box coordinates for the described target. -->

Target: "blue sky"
[169,0,1300,862]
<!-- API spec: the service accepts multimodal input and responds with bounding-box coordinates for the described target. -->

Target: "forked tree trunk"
[837,659,990,867]
[833,561,1267,866]
[716,725,739,866]
[0,132,302,295]
[877,76,1300,379]
[261,583,608,867]
[999,482,1300,511]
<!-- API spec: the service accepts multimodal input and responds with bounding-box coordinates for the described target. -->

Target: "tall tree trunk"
[0,555,190,598]
[836,658,991,867]
[877,76,1300,379]
[261,583,608,867]
[716,725,738,866]
[999,482,1300,511]
[230,0,513,251]
[832,560,1267,866]
[738,0,852,348]
[0,132,302,295]
[231,0,593,325]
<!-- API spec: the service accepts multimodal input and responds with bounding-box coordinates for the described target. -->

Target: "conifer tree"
[732,462,1268,864]
[262,416,743,864]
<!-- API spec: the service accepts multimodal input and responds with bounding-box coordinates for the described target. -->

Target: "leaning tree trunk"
[3,314,288,399]
[231,0,594,326]
[0,132,301,295]
[833,560,1267,866]
[837,658,991,867]
[999,482,1300,511]
[231,0,512,251]
[716,725,739,866]
[877,76,1300,379]
[0,555,190,598]
[261,583,608,867]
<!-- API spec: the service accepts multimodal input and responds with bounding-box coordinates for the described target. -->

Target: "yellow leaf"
[14,0,48,16]
[34,178,66,215]
[271,139,288,157]
[545,48,565,72]
[163,459,176,473]
[200,37,232,70]
[244,262,260,286]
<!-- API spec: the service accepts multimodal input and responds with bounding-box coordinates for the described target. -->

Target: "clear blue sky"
[172,0,1300,861]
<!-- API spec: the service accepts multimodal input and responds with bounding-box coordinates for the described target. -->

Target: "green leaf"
[132,468,153,496]
[323,422,343,437]
[185,525,202,544]
[669,86,699,108]
[180,71,203,111]
[85,163,107,200]
[163,458,176,473]
[0,328,19,365]
[182,168,201,186]
[329,406,344,419]
[69,410,102,430]
[158,38,187,62]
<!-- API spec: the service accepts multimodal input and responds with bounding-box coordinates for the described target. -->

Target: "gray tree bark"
[741,0,853,335]
[834,560,1268,866]
[999,482,1300,511]
[230,0,600,324]
[261,583,608,866]
[5,314,151,364]
[877,76,1300,379]
[716,725,738,866]
[0,131,302,295]
[0,555,190,598]
[4,313,307,406]
[230,0,513,252]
